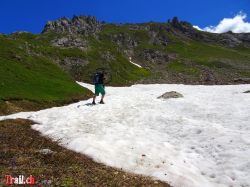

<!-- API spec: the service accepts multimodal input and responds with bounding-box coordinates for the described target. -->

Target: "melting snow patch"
[1,83,250,187]
[129,57,142,68]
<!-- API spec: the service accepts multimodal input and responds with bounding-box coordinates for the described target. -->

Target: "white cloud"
[193,12,250,33]
[193,25,203,31]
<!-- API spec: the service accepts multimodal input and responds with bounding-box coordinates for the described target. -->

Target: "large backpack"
[93,73,101,84]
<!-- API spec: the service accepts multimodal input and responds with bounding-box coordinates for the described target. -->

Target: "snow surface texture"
[1,83,250,187]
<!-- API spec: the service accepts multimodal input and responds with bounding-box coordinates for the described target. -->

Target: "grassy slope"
[0,29,150,113]
[78,25,150,85]
[167,38,250,65]
[81,37,149,85]
[167,40,250,83]
[99,24,250,83]
[0,33,91,114]
[1,25,250,113]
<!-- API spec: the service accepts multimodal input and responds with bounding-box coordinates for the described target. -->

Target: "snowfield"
[1,83,250,187]
[129,57,142,68]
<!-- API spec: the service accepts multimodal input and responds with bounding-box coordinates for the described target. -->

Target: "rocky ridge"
[40,15,250,85]
[43,16,250,48]
[43,16,101,36]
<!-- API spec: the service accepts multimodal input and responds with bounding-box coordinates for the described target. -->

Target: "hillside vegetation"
[0,34,92,114]
[1,16,250,113]
[41,16,250,84]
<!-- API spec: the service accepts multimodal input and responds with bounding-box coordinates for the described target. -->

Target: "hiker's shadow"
[85,103,93,106]
[77,103,93,108]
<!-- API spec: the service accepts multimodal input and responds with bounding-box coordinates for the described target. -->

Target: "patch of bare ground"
[0,91,93,116]
[0,119,171,187]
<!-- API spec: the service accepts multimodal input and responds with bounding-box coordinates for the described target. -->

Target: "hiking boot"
[99,100,105,104]
[92,101,96,105]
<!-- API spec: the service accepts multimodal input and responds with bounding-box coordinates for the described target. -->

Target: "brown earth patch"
[0,119,171,187]
[0,91,93,116]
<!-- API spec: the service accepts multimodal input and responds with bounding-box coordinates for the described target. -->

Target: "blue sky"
[0,0,249,34]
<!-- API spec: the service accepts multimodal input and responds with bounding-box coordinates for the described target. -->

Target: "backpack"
[93,73,101,84]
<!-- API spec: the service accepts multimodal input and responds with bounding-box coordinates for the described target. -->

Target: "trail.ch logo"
[5,175,36,185]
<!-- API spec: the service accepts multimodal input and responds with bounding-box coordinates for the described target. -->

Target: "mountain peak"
[42,15,101,35]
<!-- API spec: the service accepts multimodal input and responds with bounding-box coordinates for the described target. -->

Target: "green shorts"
[95,84,105,96]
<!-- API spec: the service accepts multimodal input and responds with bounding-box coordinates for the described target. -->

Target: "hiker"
[92,71,105,104]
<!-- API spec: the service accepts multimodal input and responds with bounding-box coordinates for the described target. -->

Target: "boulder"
[157,91,183,99]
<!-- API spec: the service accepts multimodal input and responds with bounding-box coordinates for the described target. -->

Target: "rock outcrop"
[111,32,139,48]
[42,16,101,36]
[57,57,89,80]
[38,15,250,85]
[51,36,88,50]
[141,49,169,65]
[42,15,250,49]
[167,17,250,48]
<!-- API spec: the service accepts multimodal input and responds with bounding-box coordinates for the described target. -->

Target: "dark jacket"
[94,73,104,85]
